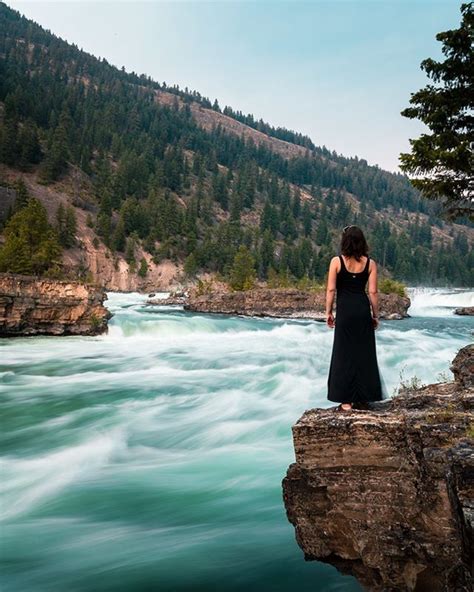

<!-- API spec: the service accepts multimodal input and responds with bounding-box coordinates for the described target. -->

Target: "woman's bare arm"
[367,259,379,318]
[325,257,338,318]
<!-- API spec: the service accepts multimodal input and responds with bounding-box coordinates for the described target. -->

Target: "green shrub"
[138,257,148,278]
[379,278,407,297]
[195,278,215,296]
[267,267,323,291]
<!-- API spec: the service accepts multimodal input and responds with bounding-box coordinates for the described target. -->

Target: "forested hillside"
[0,2,472,288]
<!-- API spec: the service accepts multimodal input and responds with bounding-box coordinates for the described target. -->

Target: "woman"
[325,225,385,411]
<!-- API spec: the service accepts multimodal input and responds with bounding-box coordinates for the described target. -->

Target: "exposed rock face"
[377,292,412,320]
[184,288,411,321]
[451,344,474,388]
[0,273,111,336]
[455,307,474,316]
[282,346,474,592]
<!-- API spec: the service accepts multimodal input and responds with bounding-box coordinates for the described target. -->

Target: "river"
[1,287,473,592]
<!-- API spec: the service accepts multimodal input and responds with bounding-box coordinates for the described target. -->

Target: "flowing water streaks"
[0,288,472,592]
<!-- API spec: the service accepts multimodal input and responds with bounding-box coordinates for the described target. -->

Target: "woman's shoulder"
[331,255,342,269]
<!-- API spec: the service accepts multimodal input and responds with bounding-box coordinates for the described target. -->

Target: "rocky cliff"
[183,288,411,321]
[282,344,474,592]
[0,273,111,336]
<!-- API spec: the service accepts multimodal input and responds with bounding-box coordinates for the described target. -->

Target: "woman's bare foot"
[333,403,353,412]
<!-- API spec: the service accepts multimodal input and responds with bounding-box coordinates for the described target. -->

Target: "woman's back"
[336,254,370,295]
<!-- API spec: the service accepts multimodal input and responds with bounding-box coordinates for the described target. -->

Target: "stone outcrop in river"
[182,288,410,321]
[455,307,474,316]
[0,273,111,336]
[282,344,474,592]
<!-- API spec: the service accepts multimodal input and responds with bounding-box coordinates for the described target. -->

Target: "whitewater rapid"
[0,287,472,592]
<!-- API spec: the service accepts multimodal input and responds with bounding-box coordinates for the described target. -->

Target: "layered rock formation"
[0,273,111,336]
[282,344,474,592]
[183,288,411,321]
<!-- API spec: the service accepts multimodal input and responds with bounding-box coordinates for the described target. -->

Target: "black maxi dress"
[327,254,386,404]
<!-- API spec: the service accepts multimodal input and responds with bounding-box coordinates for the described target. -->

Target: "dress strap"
[339,254,369,273]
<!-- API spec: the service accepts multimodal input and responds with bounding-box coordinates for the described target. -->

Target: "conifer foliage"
[400,3,474,221]
[0,3,472,286]
[0,196,62,275]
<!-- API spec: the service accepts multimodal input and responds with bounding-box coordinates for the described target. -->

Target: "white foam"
[407,287,473,317]
[0,429,126,520]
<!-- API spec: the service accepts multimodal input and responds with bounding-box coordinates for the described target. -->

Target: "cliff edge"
[0,273,111,336]
[282,344,473,592]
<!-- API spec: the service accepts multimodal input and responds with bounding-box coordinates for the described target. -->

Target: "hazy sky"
[6,0,462,172]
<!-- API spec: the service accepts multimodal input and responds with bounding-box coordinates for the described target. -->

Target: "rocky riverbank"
[148,288,411,321]
[282,344,473,592]
[0,273,111,336]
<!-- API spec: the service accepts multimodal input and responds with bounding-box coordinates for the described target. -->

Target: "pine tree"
[12,178,30,212]
[138,257,148,278]
[229,244,256,290]
[216,173,229,210]
[316,216,329,244]
[229,191,242,222]
[292,188,301,218]
[18,119,42,168]
[96,213,112,247]
[56,204,77,247]
[125,234,137,269]
[112,217,126,252]
[40,117,70,182]
[302,201,312,236]
[0,198,62,275]
[0,116,19,166]
[184,252,198,276]
[400,3,474,221]
[259,229,274,277]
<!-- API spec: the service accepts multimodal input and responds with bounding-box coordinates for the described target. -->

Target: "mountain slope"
[0,2,472,289]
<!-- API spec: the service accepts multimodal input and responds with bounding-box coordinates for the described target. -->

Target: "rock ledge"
[182,288,411,321]
[0,273,111,336]
[282,344,474,592]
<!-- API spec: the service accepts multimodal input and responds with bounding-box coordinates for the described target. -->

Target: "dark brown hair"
[340,225,369,261]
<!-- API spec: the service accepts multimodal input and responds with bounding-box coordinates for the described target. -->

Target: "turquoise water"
[1,288,473,592]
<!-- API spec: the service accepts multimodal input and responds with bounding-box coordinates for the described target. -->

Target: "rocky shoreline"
[282,344,473,592]
[148,288,411,321]
[0,273,111,336]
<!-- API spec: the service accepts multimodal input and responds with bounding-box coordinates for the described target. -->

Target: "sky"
[6,0,463,172]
